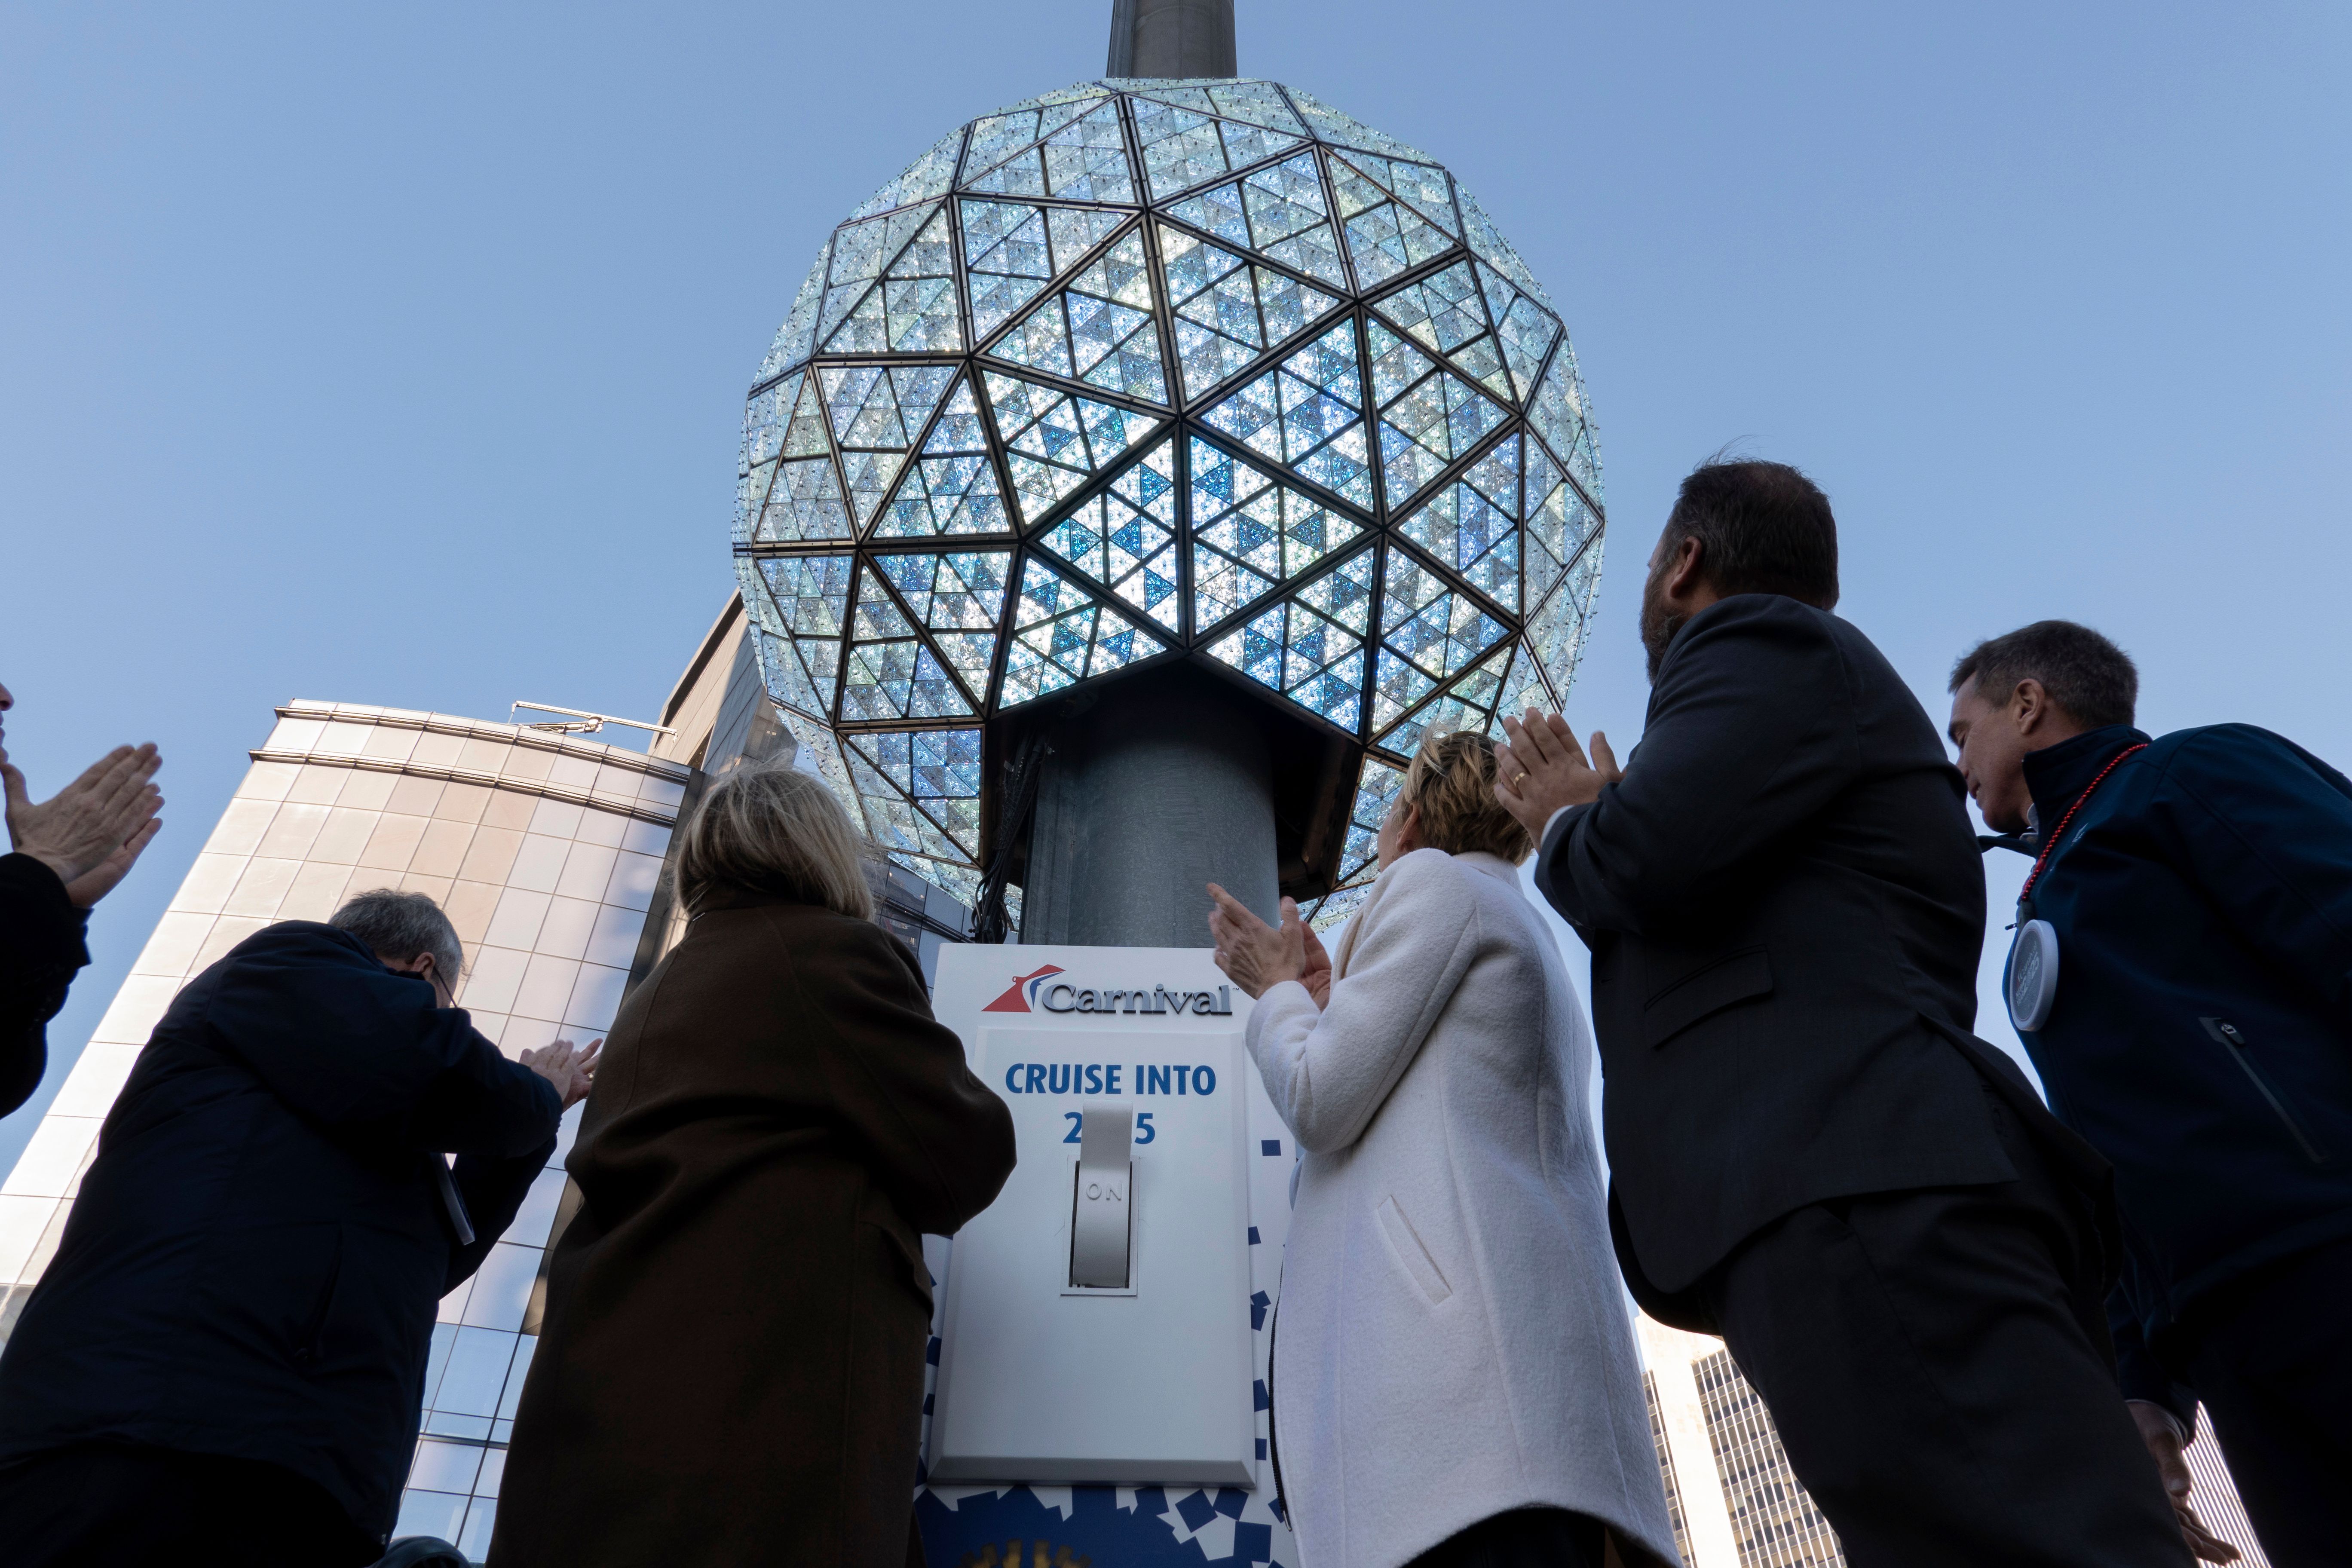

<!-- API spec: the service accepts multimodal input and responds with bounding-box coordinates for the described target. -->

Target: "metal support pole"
[1106,0,1236,78]
[1020,672,1279,947]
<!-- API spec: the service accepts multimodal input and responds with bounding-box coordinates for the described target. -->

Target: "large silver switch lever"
[1069,1101,1134,1289]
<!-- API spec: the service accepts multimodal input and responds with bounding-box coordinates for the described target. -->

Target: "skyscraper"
[1632,1314,2274,1568]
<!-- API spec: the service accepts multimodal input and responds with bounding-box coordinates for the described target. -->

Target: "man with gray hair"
[0,887,597,1566]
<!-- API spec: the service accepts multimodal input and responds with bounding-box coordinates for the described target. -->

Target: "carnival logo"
[982,964,1066,1014]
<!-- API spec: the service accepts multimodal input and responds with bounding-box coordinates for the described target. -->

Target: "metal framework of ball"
[731,77,1605,930]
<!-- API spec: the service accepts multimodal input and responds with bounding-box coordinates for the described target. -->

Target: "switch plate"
[927,1002,1256,1488]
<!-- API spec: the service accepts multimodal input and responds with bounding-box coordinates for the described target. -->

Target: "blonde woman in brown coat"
[490,766,1016,1568]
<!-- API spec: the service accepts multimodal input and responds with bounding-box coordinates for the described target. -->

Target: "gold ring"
[1513,772,1528,788]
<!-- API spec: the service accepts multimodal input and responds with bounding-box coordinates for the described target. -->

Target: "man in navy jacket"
[1949,619,2352,1566]
[0,888,597,1565]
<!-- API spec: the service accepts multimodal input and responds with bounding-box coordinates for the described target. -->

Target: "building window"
[1645,1369,1697,1568]
[1692,1349,1846,1568]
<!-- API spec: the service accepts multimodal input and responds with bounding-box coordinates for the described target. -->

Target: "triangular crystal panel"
[1187,437,1366,630]
[818,201,946,350]
[1329,151,1458,238]
[986,230,1167,405]
[1327,156,1454,288]
[1372,261,1513,401]
[1000,556,1168,705]
[873,549,1013,705]
[1371,551,1511,731]
[748,625,826,726]
[1159,224,1259,395]
[1397,433,1524,612]
[873,377,1011,537]
[968,98,1134,204]
[1197,320,1371,506]
[760,239,832,381]
[1524,536,1603,695]
[1529,346,1601,499]
[842,567,972,721]
[1302,752,1407,929]
[1283,86,1436,163]
[1375,642,1517,758]
[845,729,986,862]
[1365,321,1507,511]
[753,458,854,543]
[841,736,945,861]
[1520,439,1598,594]
[755,555,856,717]
[852,128,964,220]
[1039,99,1137,203]
[962,199,1129,340]
[1133,95,1306,203]
[1202,592,1367,731]
[1454,180,1559,315]
[820,365,956,528]
[1036,438,1181,633]
[1474,259,1562,403]
[1118,81,1306,138]
[961,95,1112,194]
[981,371,1161,525]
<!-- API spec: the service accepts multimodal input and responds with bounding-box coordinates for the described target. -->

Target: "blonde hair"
[1400,730,1533,863]
[677,764,875,919]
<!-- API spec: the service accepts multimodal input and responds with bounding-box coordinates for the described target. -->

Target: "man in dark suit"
[1494,461,2198,1566]
[0,888,597,1567]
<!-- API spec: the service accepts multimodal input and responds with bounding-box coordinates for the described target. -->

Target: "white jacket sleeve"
[1245,850,1484,1155]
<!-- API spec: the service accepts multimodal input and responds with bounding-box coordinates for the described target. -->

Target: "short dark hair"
[1659,459,1840,609]
[1948,620,2137,727]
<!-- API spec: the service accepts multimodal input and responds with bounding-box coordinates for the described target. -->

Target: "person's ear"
[2012,678,2049,737]
[1660,536,1706,609]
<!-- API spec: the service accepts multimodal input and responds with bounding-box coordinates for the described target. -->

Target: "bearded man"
[1491,461,2207,1566]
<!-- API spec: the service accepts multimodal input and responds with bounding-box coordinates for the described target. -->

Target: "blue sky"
[5,1,2347,1169]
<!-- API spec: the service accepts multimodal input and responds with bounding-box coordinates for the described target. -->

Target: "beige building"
[0,699,693,1557]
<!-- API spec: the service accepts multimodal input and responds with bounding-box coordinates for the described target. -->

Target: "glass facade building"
[729,77,1607,929]
[0,700,693,1560]
[1689,1348,1847,1568]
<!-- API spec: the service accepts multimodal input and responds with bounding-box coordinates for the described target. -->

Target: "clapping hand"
[1298,918,1332,1008]
[2,741,164,908]
[521,1037,603,1112]
[1492,709,1619,842]
[1208,884,1329,1004]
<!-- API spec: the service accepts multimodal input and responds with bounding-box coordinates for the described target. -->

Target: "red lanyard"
[2018,743,2147,910]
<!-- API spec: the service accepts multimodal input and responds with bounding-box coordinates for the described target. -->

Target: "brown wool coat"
[488,890,1016,1568]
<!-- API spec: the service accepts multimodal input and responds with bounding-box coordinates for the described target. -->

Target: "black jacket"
[2010,724,2352,1421]
[1534,594,2103,1305]
[0,922,559,1544]
[1,852,89,1116]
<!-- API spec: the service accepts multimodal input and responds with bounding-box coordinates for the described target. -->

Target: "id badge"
[2006,918,2060,1033]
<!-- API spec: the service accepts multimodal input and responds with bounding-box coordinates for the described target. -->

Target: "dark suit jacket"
[0,851,89,1116]
[0,922,558,1544]
[1534,594,2098,1310]
[491,890,1016,1568]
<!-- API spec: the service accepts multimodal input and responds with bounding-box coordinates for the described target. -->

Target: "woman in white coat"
[1208,731,1677,1568]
